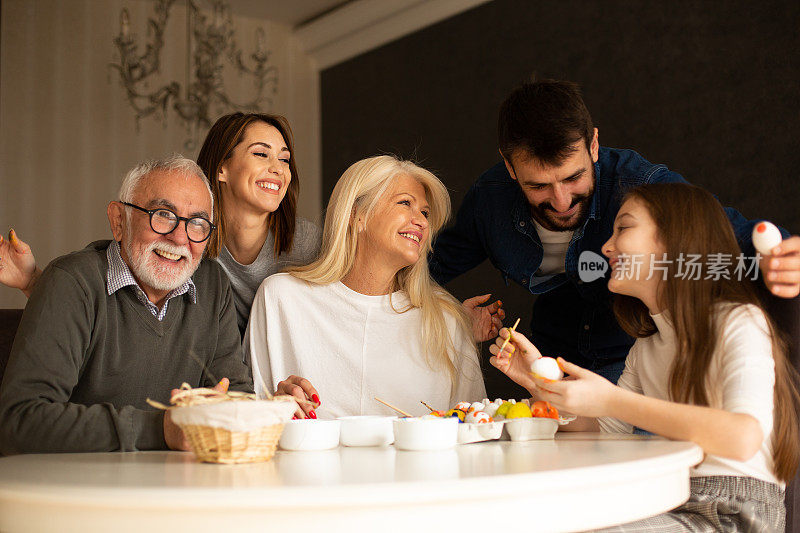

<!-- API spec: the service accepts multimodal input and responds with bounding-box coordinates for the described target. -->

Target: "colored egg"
[455,402,471,412]
[531,357,564,381]
[445,409,466,422]
[469,402,485,413]
[752,221,783,256]
[465,411,493,424]
[495,401,515,418]
[505,403,532,419]
[531,401,559,419]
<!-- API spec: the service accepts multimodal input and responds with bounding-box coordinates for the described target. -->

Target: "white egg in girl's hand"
[752,221,783,256]
[530,357,564,381]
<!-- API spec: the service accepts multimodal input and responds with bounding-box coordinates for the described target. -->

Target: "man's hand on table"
[760,236,800,298]
[163,378,230,451]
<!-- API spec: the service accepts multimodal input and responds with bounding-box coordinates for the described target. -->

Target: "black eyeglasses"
[121,202,216,243]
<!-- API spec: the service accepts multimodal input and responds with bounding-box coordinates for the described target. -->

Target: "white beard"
[124,233,198,293]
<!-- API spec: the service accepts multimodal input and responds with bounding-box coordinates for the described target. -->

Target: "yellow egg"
[505,403,532,419]
[495,401,515,417]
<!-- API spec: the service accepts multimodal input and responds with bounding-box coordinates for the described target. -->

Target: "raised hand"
[462,293,504,342]
[760,236,800,298]
[0,229,41,297]
[488,327,542,394]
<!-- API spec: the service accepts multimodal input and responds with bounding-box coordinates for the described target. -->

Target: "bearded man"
[430,79,798,387]
[0,155,252,454]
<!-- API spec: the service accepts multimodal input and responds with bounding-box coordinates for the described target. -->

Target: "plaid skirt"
[591,476,785,532]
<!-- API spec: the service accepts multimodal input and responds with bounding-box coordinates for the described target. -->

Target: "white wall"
[0,0,322,308]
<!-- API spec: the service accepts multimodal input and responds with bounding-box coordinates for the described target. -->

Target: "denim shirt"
[430,146,776,381]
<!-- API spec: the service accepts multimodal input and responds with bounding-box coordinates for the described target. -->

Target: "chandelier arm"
[111,0,277,145]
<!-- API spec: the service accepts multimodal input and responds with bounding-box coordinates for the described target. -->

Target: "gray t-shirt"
[216,218,321,335]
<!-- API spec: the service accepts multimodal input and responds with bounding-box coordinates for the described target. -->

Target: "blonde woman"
[245,156,486,419]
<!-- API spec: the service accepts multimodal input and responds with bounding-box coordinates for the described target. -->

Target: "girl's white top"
[599,303,780,485]
[244,273,486,419]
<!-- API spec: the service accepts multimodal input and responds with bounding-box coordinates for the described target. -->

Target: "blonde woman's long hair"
[289,155,476,386]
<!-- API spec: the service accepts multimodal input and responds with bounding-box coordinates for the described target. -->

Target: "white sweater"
[244,273,486,419]
[599,303,780,485]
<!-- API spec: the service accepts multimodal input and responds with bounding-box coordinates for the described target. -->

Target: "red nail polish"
[309,410,317,419]
[312,394,320,405]
[292,415,298,420]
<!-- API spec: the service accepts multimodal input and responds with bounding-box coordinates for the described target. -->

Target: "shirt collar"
[587,159,601,221]
[106,240,197,304]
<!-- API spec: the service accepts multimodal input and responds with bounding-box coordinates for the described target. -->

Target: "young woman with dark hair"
[195,112,320,334]
[0,112,321,336]
[490,183,800,531]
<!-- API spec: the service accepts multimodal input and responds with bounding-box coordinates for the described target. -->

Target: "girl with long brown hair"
[489,183,800,531]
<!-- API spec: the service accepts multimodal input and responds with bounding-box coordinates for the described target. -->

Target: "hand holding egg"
[753,222,800,299]
[752,221,783,256]
[532,358,618,419]
[530,357,564,382]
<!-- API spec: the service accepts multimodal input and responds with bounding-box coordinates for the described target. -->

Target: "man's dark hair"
[498,79,594,167]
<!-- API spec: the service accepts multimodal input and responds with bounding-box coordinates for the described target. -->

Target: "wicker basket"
[150,384,299,464]
[180,422,285,464]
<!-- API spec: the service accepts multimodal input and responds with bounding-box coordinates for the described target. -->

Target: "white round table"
[0,433,702,533]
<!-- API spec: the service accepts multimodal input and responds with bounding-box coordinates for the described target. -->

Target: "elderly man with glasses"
[0,155,252,455]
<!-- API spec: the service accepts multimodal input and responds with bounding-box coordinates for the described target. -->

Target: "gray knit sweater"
[0,241,253,455]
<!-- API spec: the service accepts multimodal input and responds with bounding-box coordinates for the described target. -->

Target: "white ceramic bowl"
[338,415,395,447]
[504,417,558,441]
[393,417,459,451]
[278,419,340,451]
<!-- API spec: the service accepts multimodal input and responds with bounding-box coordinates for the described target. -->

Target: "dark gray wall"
[320,0,800,398]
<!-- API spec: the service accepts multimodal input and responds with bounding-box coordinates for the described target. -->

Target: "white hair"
[118,154,214,218]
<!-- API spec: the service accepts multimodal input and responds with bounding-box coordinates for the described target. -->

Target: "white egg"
[752,221,783,256]
[469,402,485,412]
[530,357,564,381]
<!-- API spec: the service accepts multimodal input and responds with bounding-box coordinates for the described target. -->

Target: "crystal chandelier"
[110,0,277,149]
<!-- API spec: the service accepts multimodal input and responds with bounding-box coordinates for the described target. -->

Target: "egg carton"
[499,414,577,441]
[456,421,505,444]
